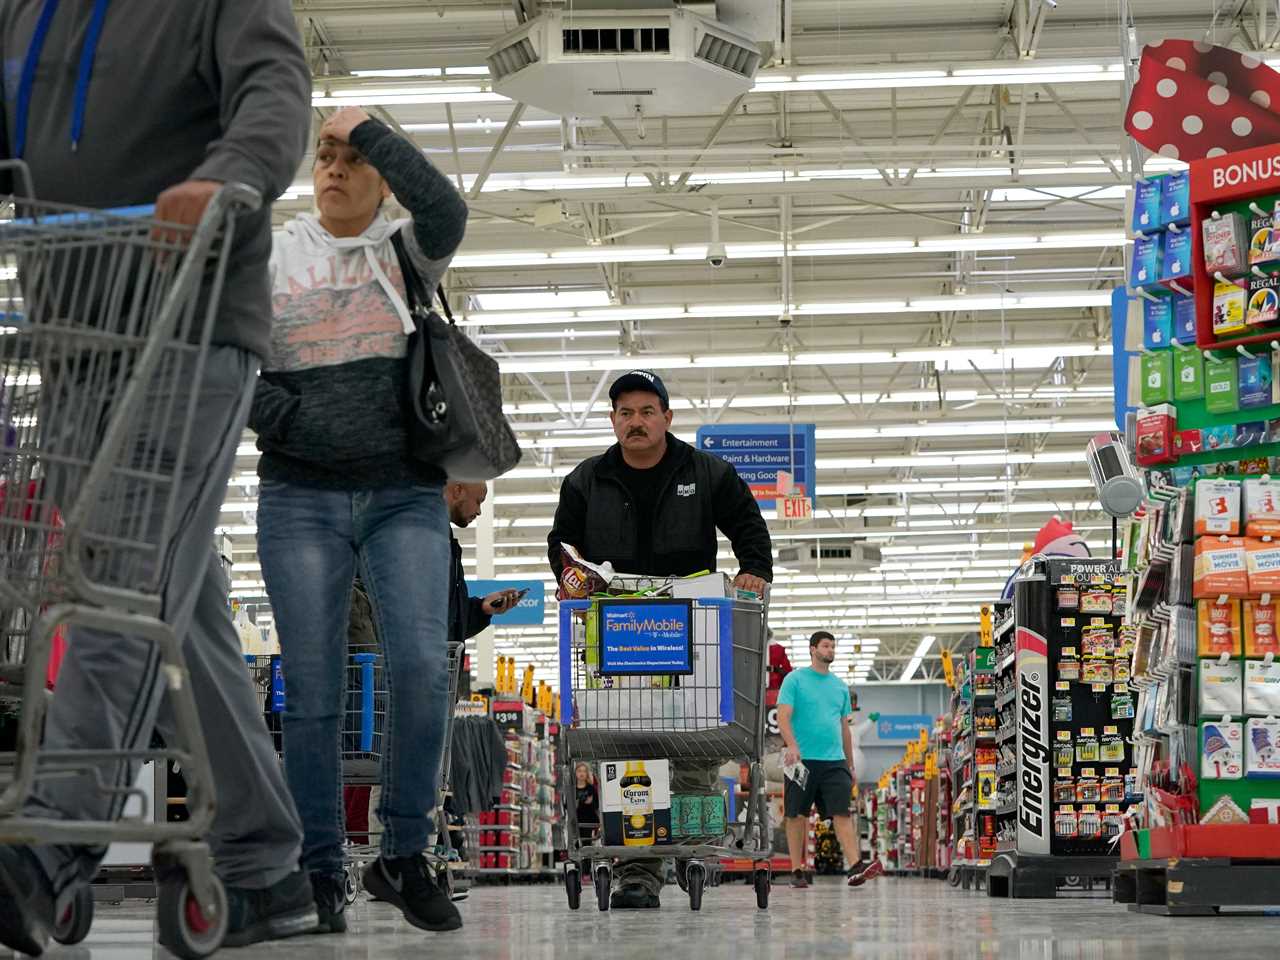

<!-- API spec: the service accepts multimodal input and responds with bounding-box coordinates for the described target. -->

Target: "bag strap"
[389,230,455,326]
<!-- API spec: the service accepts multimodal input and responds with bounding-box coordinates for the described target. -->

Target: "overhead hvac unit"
[487,5,764,118]
[776,542,883,571]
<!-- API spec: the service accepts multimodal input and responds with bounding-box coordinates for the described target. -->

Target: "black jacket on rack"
[449,716,507,815]
[449,535,492,654]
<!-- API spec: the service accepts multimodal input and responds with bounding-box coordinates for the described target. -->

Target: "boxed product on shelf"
[1246,718,1280,777]
[1241,354,1275,406]
[1162,171,1190,227]
[1200,658,1244,716]
[1201,720,1244,780]
[1173,344,1205,401]
[1198,598,1242,656]
[1246,658,1280,714]
[1136,404,1178,466]
[1245,598,1280,656]
[1206,354,1242,412]
[1248,275,1280,327]
[1144,296,1174,349]
[1132,233,1163,288]
[1205,210,1248,274]
[1245,478,1280,537]
[1250,207,1280,265]
[1134,177,1163,233]
[1195,479,1242,536]
[1194,538,1249,597]
[598,759,672,846]
[1163,228,1192,282]
[1174,294,1198,343]
[1141,351,1174,406]
[1214,279,1249,336]
[1248,537,1280,593]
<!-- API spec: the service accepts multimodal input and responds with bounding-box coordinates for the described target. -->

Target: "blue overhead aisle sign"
[694,423,817,508]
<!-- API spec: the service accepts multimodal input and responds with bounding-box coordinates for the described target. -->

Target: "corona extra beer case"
[599,759,672,846]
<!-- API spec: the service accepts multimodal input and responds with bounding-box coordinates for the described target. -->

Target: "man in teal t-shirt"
[777,631,884,889]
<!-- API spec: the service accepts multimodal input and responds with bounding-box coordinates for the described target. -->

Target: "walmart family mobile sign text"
[598,599,694,676]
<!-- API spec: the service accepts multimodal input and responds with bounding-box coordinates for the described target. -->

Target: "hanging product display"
[985,557,1137,899]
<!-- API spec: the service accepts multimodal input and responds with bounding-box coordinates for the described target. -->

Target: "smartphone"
[493,588,530,612]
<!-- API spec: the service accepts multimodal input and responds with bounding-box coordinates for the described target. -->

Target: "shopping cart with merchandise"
[557,596,771,912]
[0,159,260,957]
[248,640,467,900]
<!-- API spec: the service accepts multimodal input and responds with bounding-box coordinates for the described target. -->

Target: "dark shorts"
[784,759,853,819]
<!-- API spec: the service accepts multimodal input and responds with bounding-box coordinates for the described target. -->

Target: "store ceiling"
[224,0,1252,683]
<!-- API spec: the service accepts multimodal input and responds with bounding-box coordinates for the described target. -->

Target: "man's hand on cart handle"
[153,180,221,246]
[734,572,767,595]
[320,106,373,144]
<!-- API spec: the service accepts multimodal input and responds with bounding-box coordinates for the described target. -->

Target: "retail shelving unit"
[987,559,1137,899]
[948,629,1000,890]
[468,700,559,882]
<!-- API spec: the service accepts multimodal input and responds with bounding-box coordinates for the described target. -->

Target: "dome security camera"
[706,242,727,268]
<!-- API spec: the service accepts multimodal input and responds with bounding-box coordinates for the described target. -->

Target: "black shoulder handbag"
[389,232,521,481]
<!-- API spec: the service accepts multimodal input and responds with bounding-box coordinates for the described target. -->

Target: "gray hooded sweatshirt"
[0,0,311,360]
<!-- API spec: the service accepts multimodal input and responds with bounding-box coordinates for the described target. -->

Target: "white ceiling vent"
[486,5,766,118]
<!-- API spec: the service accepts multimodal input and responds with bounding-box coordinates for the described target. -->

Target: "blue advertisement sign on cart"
[598,599,694,675]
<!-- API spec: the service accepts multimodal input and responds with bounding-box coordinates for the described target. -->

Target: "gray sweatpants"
[615,762,722,896]
[25,346,303,895]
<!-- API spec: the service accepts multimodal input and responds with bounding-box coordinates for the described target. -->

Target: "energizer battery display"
[989,557,1139,898]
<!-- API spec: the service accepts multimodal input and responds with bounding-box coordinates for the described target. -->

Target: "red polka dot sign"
[1124,39,1280,161]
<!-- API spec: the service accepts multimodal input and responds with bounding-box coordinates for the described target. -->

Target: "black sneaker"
[0,846,54,957]
[791,869,810,890]
[310,871,348,934]
[362,856,462,932]
[609,883,660,909]
[220,870,318,949]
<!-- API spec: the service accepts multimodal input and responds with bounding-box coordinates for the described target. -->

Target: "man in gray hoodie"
[0,1,314,953]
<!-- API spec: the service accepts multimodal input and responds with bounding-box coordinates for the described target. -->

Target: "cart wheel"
[753,869,770,910]
[948,867,962,888]
[156,872,228,960]
[52,884,94,945]
[564,864,582,910]
[686,862,706,912]
[709,864,722,888]
[594,865,611,912]
[675,859,689,892]
[344,865,360,904]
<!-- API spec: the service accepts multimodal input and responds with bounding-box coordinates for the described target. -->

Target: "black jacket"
[450,536,491,649]
[547,434,773,581]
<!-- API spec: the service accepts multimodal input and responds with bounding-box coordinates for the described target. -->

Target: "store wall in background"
[854,684,950,786]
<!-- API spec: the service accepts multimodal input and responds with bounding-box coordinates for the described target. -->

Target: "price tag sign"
[492,700,525,731]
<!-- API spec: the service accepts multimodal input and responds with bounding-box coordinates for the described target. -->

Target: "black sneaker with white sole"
[310,871,348,934]
[362,856,462,932]
[220,870,318,949]
[0,846,55,957]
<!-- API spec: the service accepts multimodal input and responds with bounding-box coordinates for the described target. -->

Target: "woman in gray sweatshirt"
[247,106,468,938]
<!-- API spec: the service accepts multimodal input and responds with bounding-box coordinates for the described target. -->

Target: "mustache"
[627,428,648,437]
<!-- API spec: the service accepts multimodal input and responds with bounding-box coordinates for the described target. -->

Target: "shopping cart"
[246,641,466,899]
[557,596,772,912]
[0,159,259,957]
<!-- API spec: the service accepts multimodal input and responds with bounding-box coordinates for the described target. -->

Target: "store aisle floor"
[74,877,1277,959]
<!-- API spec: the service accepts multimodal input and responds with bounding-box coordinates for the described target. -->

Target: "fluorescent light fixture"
[494,341,1110,375]
[449,230,1122,272]
[474,290,611,311]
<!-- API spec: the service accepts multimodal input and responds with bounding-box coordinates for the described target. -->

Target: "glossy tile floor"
[62,876,1279,960]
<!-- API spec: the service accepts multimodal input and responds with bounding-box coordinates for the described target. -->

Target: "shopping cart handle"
[354,653,378,753]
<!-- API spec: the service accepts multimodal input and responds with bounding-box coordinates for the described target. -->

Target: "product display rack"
[948,618,1000,890]
[987,559,1137,899]
[468,700,559,882]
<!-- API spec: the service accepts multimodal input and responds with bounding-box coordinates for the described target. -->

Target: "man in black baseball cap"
[548,369,772,908]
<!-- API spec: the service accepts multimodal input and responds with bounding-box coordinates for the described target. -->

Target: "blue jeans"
[257,481,451,875]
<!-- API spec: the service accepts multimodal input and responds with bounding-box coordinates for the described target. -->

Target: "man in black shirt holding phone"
[445,482,524,647]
